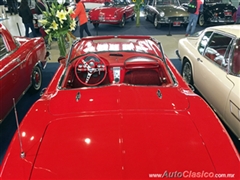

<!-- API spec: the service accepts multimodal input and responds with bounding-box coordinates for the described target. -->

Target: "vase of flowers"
[39,0,76,57]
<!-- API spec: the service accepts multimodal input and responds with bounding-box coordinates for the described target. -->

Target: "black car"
[198,0,236,26]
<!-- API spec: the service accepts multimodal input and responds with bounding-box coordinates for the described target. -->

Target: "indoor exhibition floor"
[1,11,184,61]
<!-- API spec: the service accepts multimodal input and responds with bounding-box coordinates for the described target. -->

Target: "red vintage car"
[0,24,49,123]
[88,0,135,28]
[0,35,239,179]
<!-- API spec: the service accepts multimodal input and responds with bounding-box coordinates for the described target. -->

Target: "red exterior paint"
[0,35,239,179]
[0,24,48,122]
[88,1,135,26]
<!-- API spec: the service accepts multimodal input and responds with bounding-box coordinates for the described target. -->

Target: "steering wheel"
[74,54,107,86]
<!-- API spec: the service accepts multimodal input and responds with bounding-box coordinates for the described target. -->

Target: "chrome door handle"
[197,58,203,62]
[15,58,20,62]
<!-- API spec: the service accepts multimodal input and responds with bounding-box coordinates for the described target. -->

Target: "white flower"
[70,20,76,31]
[45,29,51,34]
[38,19,48,25]
[50,20,58,30]
[56,9,68,24]
[67,6,74,14]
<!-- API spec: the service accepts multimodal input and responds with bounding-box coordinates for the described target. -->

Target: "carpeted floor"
[72,17,205,37]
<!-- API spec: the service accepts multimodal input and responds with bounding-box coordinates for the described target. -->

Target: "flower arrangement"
[39,0,76,57]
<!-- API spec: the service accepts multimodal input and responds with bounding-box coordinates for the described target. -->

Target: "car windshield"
[156,0,180,6]
[192,30,204,37]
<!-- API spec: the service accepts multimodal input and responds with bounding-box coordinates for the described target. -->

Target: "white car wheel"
[182,61,193,85]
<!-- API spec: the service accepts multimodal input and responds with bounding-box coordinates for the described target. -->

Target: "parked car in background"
[198,0,237,26]
[144,0,189,28]
[180,0,236,26]
[0,35,239,179]
[177,25,240,140]
[0,24,49,123]
[88,0,135,28]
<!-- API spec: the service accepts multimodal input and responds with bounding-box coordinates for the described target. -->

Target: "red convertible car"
[88,0,135,28]
[0,24,49,123]
[0,35,239,179]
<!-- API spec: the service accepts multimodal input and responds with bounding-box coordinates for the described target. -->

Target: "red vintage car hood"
[91,6,122,14]
[48,86,189,114]
[31,111,215,178]
[29,86,216,178]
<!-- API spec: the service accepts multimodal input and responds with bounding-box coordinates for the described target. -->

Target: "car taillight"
[224,10,232,16]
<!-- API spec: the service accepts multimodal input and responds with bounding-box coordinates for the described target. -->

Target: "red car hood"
[31,112,215,179]
[91,7,122,15]
[30,86,216,178]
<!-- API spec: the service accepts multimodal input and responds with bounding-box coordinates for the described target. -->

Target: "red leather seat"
[124,69,161,86]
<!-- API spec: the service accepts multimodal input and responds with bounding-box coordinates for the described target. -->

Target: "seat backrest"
[124,69,161,86]
[232,45,240,75]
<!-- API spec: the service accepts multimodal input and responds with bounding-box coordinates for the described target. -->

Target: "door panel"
[0,54,22,120]
[0,36,27,121]
[195,32,234,121]
[225,71,240,138]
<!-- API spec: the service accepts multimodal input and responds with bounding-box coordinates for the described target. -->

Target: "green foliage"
[39,0,76,42]
[134,0,143,26]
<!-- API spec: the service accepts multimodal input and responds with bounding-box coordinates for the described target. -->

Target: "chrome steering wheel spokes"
[75,54,107,86]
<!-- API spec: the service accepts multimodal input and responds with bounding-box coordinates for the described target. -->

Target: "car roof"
[206,25,240,37]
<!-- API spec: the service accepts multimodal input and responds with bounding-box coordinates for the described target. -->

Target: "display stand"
[167,21,172,36]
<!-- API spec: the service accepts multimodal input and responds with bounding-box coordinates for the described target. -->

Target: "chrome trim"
[76,92,81,102]
[113,67,121,83]
[158,42,178,86]
[230,100,240,121]
[156,89,162,99]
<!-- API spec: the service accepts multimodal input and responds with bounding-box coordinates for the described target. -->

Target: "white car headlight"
[159,12,165,17]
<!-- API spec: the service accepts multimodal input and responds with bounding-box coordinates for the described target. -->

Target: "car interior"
[232,39,240,75]
[200,34,240,75]
[60,52,174,88]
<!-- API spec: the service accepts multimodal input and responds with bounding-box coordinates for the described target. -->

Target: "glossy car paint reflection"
[88,0,135,28]
[0,24,49,123]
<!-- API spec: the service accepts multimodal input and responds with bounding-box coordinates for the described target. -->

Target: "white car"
[177,25,240,140]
